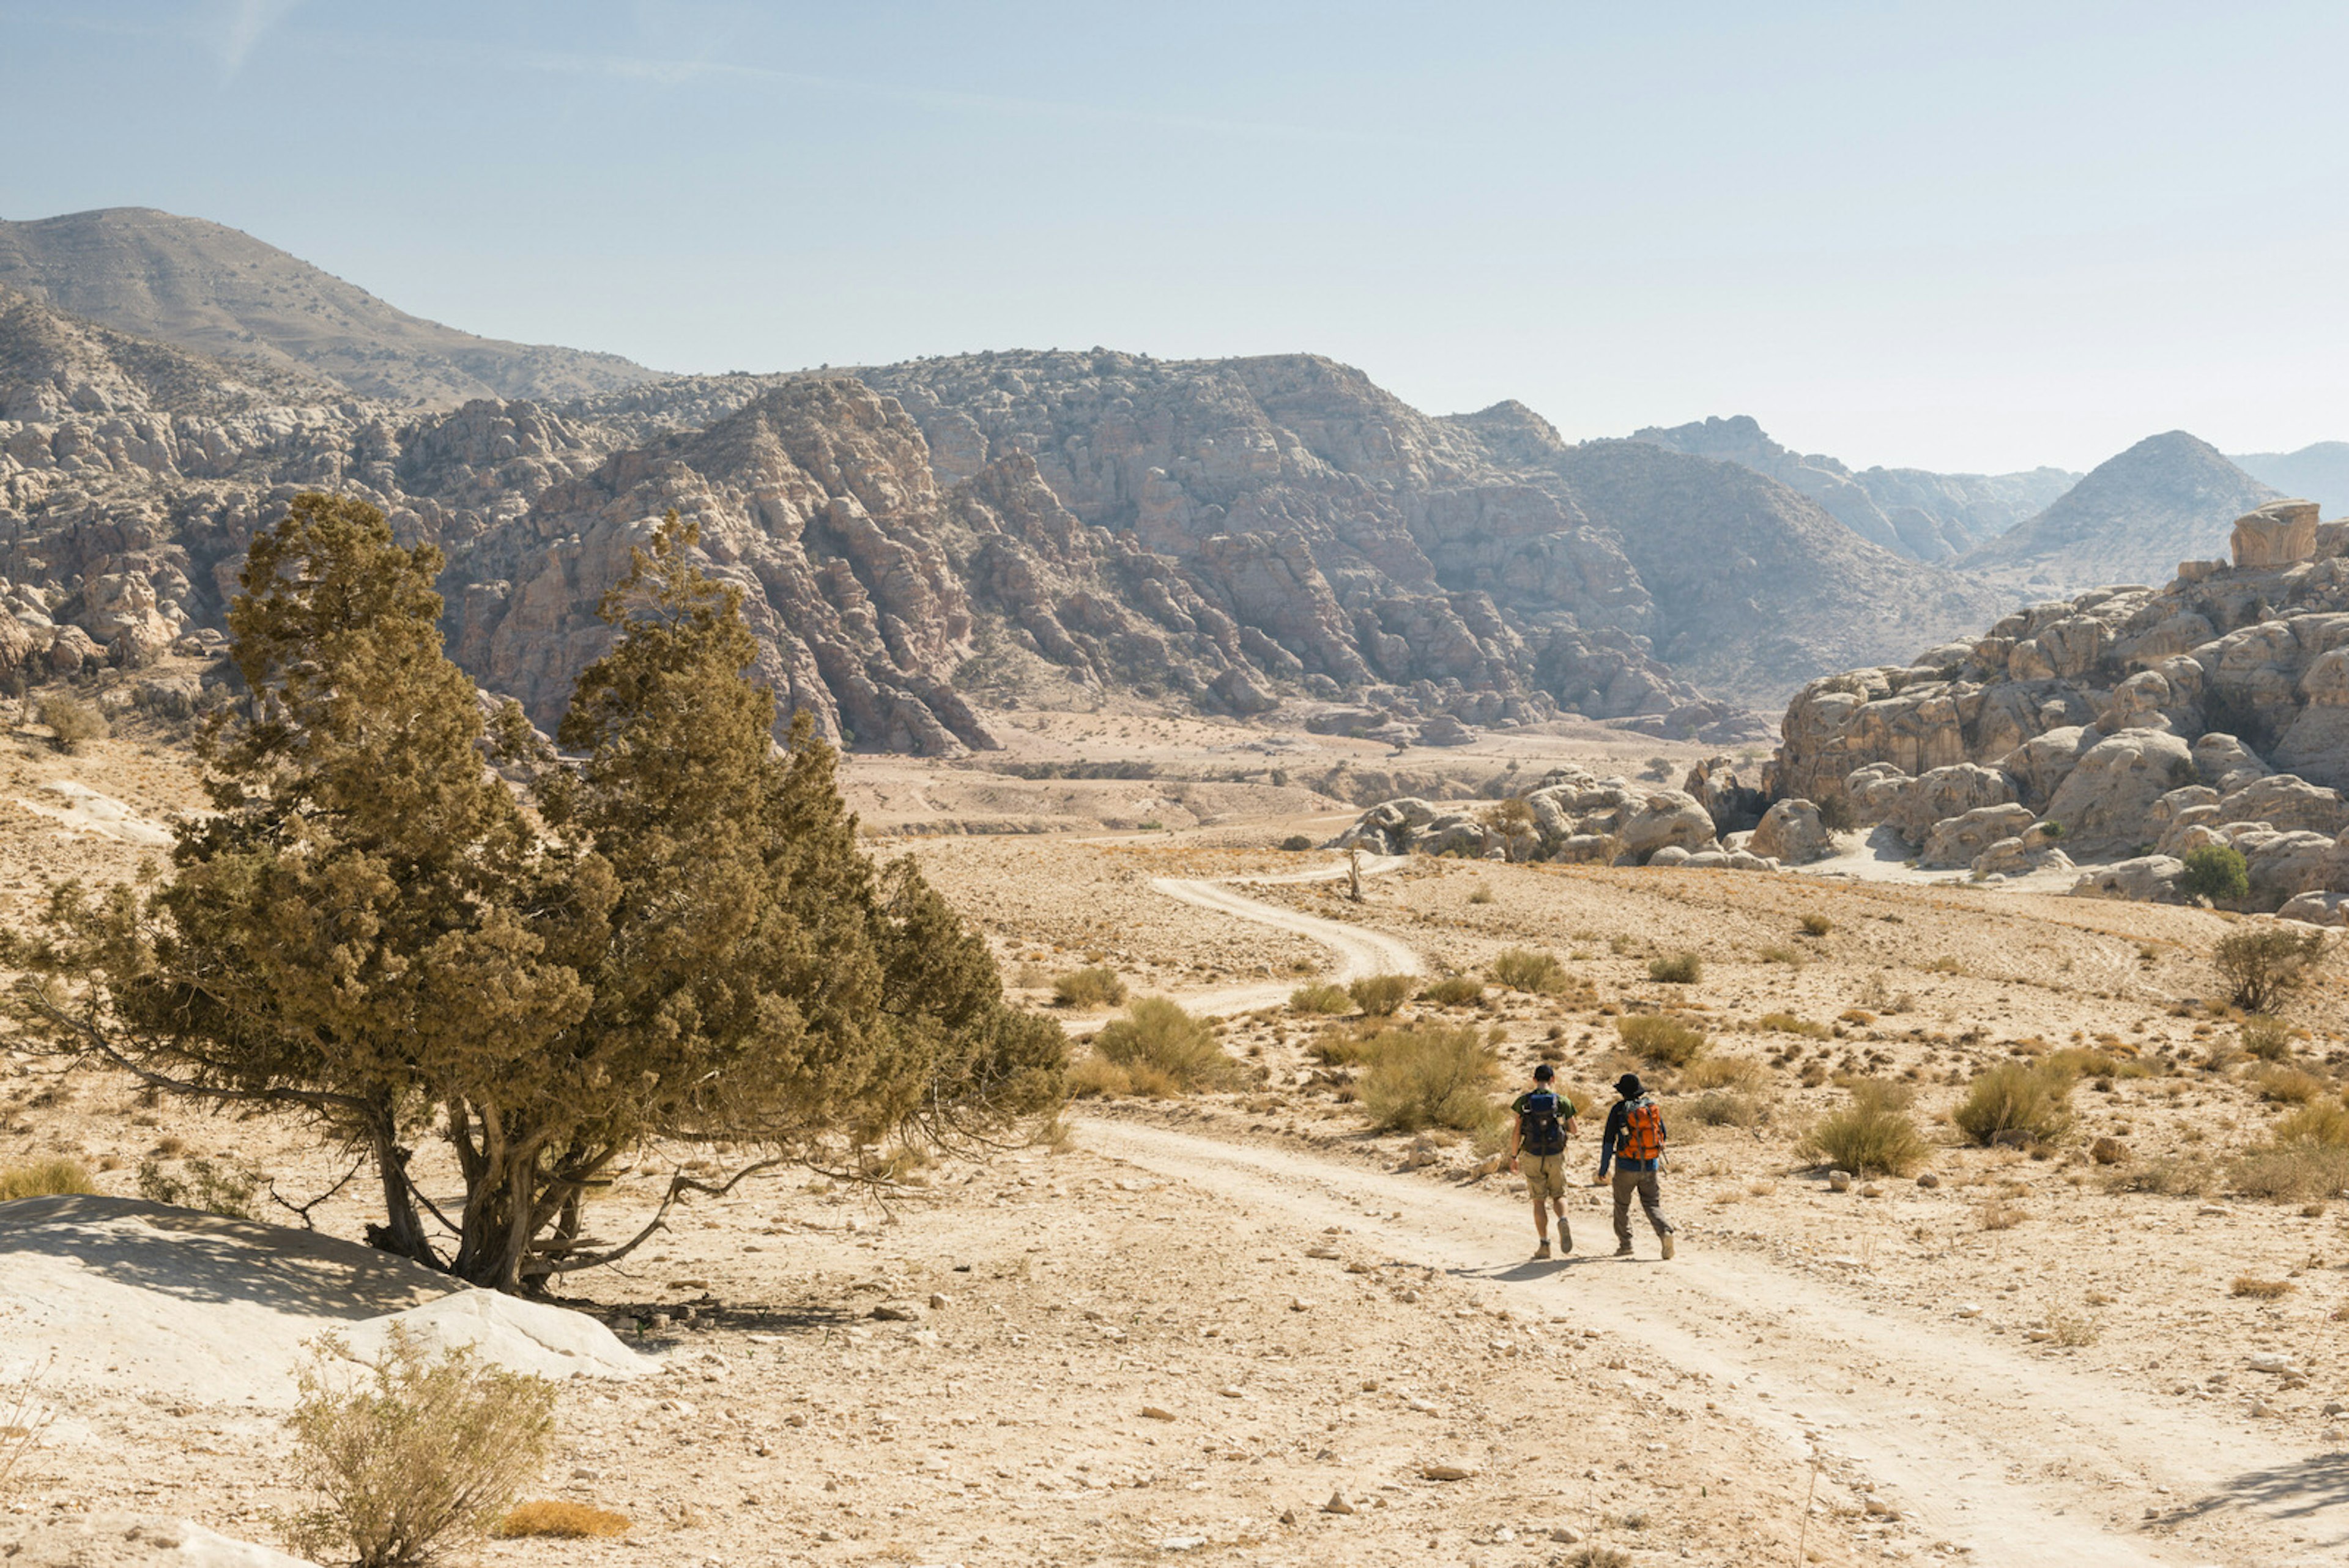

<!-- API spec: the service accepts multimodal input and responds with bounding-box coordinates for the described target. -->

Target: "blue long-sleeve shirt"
[1596,1096,1666,1175]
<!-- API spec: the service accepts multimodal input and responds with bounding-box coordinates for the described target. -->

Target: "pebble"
[1956,1304,1982,1318]
[1916,1172,1940,1189]
[1324,1490,1356,1515]
[870,1303,922,1322]
[1218,1384,1245,1399]
[1159,1536,1205,1551]
[1289,1297,1314,1313]
[1420,1463,1472,1481]
[1141,1405,1176,1422]
[1827,1170,1853,1192]
[929,1292,951,1310]
[1859,1183,1883,1198]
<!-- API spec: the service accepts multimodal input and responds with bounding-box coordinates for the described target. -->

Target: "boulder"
[2231,499,2320,568]
[1648,845,1693,867]
[1920,803,2038,869]
[1893,764,2019,846]
[1844,762,1913,828]
[1416,814,1492,858]
[1750,798,1833,864]
[2192,732,2269,795]
[1619,790,1718,863]
[2069,855,2184,903]
[2213,774,2349,838]
[1414,714,1474,746]
[2233,827,2339,907]
[2041,729,2196,855]
[1972,836,2074,879]
[2001,726,2098,809]
[2279,890,2349,927]
[49,624,101,674]
[1682,754,1767,834]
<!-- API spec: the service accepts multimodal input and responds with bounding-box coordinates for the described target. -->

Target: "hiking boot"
[1614,1241,1633,1257]
[1533,1239,1551,1260]
[1660,1233,1676,1260]
[1557,1228,1573,1255]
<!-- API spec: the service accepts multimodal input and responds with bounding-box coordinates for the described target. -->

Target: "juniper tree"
[7,499,1062,1291]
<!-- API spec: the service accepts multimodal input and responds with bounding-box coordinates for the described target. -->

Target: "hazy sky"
[6,1,2345,473]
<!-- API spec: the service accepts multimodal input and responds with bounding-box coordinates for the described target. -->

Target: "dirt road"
[1146,855,1422,1016]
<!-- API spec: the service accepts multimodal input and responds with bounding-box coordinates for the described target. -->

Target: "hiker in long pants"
[1595,1071,1675,1260]
[1506,1063,1578,1258]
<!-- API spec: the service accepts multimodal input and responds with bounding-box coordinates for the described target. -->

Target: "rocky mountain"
[1632,414,2076,562]
[1770,497,2349,920]
[2235,440,2349,519]
[1959,431,2279,593]
[0,209,660,407]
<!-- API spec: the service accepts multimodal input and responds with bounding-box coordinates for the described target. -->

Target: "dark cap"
[1532,1063,1555,1082]
[1616,1072,1644,1098]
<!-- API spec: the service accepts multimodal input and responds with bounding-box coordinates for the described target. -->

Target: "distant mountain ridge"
[2233,441,2349,519]
[0,207,661,407]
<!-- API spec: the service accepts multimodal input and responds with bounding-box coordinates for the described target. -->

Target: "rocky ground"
[5,719,2349,1566]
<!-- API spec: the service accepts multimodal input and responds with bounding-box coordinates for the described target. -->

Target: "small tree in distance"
[2180,843,2249,904]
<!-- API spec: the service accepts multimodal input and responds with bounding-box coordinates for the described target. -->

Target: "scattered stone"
[870,1303,922,1322]
[1141,1405,1176,1422]
[1420,1463,1473,1481]
[1324,1490,1356,1515]
[1827,1170,1853,1192]
[1956,1304,1982,1318]
[2090,1137,2130,1165]
[928,1292,951,1310]
[1218,1384,1245,1399]
[1859,1182,1883,1198]
[1289,1297,1314,1313]
[1917,1172,1940,1189]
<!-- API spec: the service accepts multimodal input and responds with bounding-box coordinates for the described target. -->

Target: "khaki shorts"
[1522,1152,1567,1199]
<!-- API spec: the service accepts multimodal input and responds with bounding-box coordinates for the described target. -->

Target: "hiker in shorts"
[1506,1063,1578,1258]
[1595,1072,1675,1260]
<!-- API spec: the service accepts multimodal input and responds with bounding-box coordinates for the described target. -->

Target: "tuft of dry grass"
[1977,1196,2025,1230]
[1756,1011,1829,1039]
[0,1159,95,1202]
[1647,951,1702,984]
[1490,948,1572,994]
[1348,973,1415,1017]
[1093,998,1233,1092]
[1419,975,1485,1008]
[1953,1062,2074,1148]
[2231,1274,2297,1300]
[1798,1082,1928,1176]
[2251,1065,2326,1105]
[1683,1055,1765,1091]
[1355,1025,1501,1135]
[1288,983,1351,1015]
[1052,966,1127,1009]
[1615,1013,1706,1067]
[494,1501,631,1540]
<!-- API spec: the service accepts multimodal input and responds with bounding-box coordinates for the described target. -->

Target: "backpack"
[1518,1090,1568,1157]
[1620,1096,1664,1162]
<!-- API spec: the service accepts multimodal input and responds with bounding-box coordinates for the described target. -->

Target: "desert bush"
[1064,1054,1133,1099]
[283,1326,555,1568]
[0,1157,94,1201]
[1923,956,1962,975]
[1466,883,1495,905]
[1688,1090,1767,1128]
[1288,983,1351,1014]
[2251,1065,2325,1105]
[1307,1024,1375,1066]
[136,1155,263,1219]
[1093,998,1231,1091]
[1976,1196,2024,1230]
[2214,926,2326,1014]
[1348,973,1416,1017]
[1816,795,1854,833]
[494,1501,630,1540]
[2240,1014,2293,1061]
[2180,844,2250,904]
[2232,1274,2297,1299]
[2229,1145,2349,1203]
[1278,834,1314,852]
[0,1370,53,1499]
[1052,966,1127,1009]
[1798,913,1834,937]
[1647,951,1702,984]
[1357,1025,1500,1134]
[1490,948,1570,994]
[2272,1101,2349,1147]
[1952,1062,2074,1147]
[1568,1548,1633,1568]
[1756,943,1804,968]
[1798,1082,1928,1176]
[1419,975,1485,1007]
[1683,1055,1765,1091]
[1756,1011,1829,1039]
[37,697,106,755]
[1615,1013,1706,1067]
[2105,1154,2213,1197]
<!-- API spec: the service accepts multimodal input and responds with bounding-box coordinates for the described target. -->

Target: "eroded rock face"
[1920,803,2037,868]
[1750,798,1832,864]
[2233,500,2320,568]
[1333,764,1744,867]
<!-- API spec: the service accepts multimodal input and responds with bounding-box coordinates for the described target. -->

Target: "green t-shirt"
[1510,1090,1577,1129]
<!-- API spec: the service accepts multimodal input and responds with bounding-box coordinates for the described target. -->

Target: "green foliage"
[37,697,106,754]
[1647,951,1702,984]
[1093,998,1231,1091]
[1354,1024,1500,1134]
[1288,983,1351,1015]
[2039,820,2065,841]
[1815,795,1854,833]
[1419,975,1485,1007]
[2214,926,2326,1014]
[1489,948,1570,994]
[2181,844,2250,903]
[1798,1082,1929,1176]
[283,1326,555,1568]
[136,1156,263,1219]
[4,501,1061,1292]
[1952,1061,2074,1148]
[1052,967,1127,1009]
[0,1157,94,1200]
[1278,834,1314,852]
[2240,1014,2294,1061]
[1348,973,1416,1017]
[1615,1013,1706,1066]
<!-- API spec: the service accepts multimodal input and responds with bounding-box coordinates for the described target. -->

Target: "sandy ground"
[5,729,2348,1566]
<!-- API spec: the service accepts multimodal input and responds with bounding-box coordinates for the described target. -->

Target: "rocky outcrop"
[1332,764,1775,869]
[1750,798,1832,864]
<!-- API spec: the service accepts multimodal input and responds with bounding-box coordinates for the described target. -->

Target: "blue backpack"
[1519,1090,1568,1156]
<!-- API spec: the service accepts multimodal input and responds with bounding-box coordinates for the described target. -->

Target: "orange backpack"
[1620,1097,1664,1162]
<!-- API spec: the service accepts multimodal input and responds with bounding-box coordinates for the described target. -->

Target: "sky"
[4,1,2346,474]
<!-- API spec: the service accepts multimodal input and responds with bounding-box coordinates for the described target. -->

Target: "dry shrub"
[2104,1154,2212,1197]
[2232,1274,2297,1300]
[1288,983,1351,1015]
[0,1158,95,1201]
[1278,834,1315,852]
[1756,1011,1829,1039]
[2251,1065,2326,1105]
[1490,948,1570,994]
[1615,1013,1706,1067]
[1348,973,1415,1017]
[2228,1101,2349,1201]
[1466,883,1495,905]
[1688,1090,1767,1128]
[2046,1046,2154,1080]
[1093,998,1231,1091]
[494,1501,630,1540]
[37,696,106,755]
[1756,943,1805,968]
[1647,951,1702,984]
[1420,975,1485,1007]
[283,1326,556,1568]
[1683,1055,1764,1091]
[2039,1306,2100,1348]
[1798,913,1834,937]
[0,1370,54,1499]
[2273,1102,2349,1146]
[1052,966,1128,1009]
[1306,1023,1376,1067]
[1065,1054,1133,1099]
[1356,1024,1500,1134]
[1977,1196,2024,1230]
[1568,1548,1632,1568]
[136,1155,264,1219]
[2240,1014,2295,1061]
[2214,926,2325,1014]
[1953,1062,2074,1148]
[1798,1082,1928,1176]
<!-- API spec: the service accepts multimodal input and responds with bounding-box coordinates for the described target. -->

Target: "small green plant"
[2180,844,2251,904]
[1647,951,1702,984]
[1615,1013,1706,1067]
[1816,795,1854,833]
[1348,973,1416,1017]
[1798,1082,1929,1176]
[1093,998,1232,1091]
[1798,913,1833,937]
[1356,1025,1501,1134]
[136,1156,264,1220]
[1419,975,1484,1007]
[2039,820,2065,841]
[1052,966,1128,1009]
[1952,1062,2074,1148]
[2214,926,2326,1014]
[37,696,106,754]
[1278,834,1315,852]
[1288,983,1351,1015]
[0,1157,95,1201]
[283,1325,557,1568]
[2240,1014,2293,1061]
[1490,948,1570,993]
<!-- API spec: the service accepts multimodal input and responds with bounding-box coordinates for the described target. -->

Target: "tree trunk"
[367,1121,436,1265]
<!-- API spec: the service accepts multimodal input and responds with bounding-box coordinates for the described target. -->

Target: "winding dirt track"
[1082,871,2349,1568]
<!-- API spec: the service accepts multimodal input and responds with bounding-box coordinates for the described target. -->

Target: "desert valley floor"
[6,708,2349,1568]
